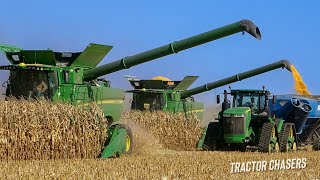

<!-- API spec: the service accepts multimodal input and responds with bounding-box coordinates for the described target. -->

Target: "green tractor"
[0,19,261,158]
[202,88,299,153]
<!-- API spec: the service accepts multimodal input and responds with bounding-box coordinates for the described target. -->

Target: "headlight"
[234,114,245,118]
[223,114,231,118]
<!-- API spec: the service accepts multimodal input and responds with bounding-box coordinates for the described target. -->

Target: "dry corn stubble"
[0,150,319,179]
[123,111,204,151]
[0,99,107,160]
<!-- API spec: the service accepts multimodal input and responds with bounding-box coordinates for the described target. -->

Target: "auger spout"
[180,60,292,98]
[83,19,261,81]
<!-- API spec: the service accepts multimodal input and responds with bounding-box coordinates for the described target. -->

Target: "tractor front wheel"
[203,122,221,151]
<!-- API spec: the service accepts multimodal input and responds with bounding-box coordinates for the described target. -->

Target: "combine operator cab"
[126,76,183,111]
[3,67,58,99]
[131,90,165,111]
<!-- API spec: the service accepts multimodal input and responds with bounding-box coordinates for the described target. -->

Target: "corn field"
[0,102,319,179]
[0,100,107,160]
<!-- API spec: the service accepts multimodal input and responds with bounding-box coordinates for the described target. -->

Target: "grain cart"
[126,60,294,122]
[0,19,261,158]
[270,95,320,150]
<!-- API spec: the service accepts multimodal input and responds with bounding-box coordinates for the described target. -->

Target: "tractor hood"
[224,107,251,115]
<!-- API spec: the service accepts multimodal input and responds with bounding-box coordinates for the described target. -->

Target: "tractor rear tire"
[313,138,320,150]
[119,124,133,154]
[279,123,298,152]
[258,123,279,153]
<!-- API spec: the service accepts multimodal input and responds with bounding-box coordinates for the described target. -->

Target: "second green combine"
[126,60,293,121]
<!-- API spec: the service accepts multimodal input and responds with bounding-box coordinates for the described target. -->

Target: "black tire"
[118,124,133,154]
[313,138,320,150]
[299,119,320,144]
[279,123,298,152]
[313,125,320,141]
[203,122,221,151]
[258,123,279,153]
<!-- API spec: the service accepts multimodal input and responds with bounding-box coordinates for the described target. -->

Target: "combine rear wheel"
[280,123,298,152]
[119,124,133,154]
[258,123,279,153]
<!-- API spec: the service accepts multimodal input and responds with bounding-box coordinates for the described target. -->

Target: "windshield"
[7,70,58,99]
[233,92,266,114]
[131,92,164,111]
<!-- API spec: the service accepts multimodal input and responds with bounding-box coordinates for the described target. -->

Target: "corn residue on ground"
[291,64,311,96]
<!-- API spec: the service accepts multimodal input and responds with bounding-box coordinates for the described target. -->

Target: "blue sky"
[1,1,319,104]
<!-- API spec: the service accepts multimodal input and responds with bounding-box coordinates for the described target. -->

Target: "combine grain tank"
[0,19,261,158]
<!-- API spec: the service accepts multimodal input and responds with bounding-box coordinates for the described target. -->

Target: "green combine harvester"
[126,60,294,123]
[0,19,261,158]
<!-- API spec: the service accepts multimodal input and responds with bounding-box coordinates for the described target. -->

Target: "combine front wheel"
[119,124,133,154]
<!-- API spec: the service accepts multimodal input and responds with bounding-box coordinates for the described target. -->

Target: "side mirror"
[272,95,275,104]
[217,95,221,104]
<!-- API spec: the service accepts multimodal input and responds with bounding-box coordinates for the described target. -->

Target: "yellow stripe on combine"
[79,100,123,106]
[185,109,204,114]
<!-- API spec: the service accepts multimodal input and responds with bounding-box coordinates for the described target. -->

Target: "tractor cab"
[230,89,270,116]
[218,88,270,115]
